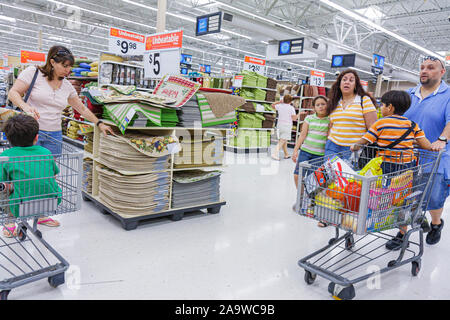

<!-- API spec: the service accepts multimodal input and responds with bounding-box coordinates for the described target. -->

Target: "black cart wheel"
[0,290,10,300]
[345,235,355,250]
[328,282,355,300]
[48,273,65,288]
[304,271,317,285]
[17,226,27,242]
[411,260,421,277]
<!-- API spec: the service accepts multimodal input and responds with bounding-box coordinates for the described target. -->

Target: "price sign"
[243,56,266,76]
[20,50,46,65]
[109,27,145,55]
[144,30,183,79]
[233,75,244,88]
[310,70,325,87]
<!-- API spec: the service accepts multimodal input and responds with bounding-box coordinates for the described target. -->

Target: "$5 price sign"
[144,49,179,78]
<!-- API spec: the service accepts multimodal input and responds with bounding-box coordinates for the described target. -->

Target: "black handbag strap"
[23,67,39,103]
[385,121,416,149]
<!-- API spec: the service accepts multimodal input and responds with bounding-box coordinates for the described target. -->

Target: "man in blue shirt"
[404,57,449,246]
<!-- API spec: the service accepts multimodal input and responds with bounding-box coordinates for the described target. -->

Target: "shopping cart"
[0,132,83,300]
[295,145,442,300]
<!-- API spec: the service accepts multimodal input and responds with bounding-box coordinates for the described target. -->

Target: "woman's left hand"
[99,123,114,136]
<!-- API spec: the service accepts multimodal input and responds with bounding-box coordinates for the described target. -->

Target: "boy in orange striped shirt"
[351,90,432,251]
[351,90,432,173]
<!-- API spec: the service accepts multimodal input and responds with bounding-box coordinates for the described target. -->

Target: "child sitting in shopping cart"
[350,90,432,250]
[1,114,62,238]
[292,95,330,226]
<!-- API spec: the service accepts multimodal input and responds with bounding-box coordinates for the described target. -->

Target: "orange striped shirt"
[362,115,425,163]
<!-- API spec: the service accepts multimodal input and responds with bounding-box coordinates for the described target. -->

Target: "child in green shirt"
[1,114,61,238]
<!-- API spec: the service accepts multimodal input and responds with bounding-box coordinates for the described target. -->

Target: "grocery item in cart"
[389,170,413,206]
[324,156,358,189]
[304,165,330,196]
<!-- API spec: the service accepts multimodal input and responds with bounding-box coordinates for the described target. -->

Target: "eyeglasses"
[421,56,445,69]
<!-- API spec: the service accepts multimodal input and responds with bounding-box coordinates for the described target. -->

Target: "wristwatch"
[96,120,104,127]
[438,136,448,144]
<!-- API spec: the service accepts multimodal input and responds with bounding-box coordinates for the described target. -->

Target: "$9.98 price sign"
[109,27,145,55]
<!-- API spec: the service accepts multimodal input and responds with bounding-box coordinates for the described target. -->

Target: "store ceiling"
[0,0,449,82]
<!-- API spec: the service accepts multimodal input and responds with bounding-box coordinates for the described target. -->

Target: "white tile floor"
[5,149,450,300]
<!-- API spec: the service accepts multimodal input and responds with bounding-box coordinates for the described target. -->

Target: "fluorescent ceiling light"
[354,6,384,22]
[0,15,16,23]
[319,0,445,60]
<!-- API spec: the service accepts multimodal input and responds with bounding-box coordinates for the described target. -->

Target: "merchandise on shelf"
[174,135,223,169]
[97,166,170,216]
[171,170,221,209]
[99,133,172,173]
[83,159,93,194]
[197,92,244,128]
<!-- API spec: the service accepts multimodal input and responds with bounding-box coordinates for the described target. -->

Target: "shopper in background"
[271,94,297,160]
[8,45,113,228]
[292,95,330,227]
[403,56,450,245]
[324,69,378,159]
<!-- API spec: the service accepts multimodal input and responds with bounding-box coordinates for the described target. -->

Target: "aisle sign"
[109,27,145,55]
[243,56,266,75]
[309,70,325,87]
[196,12,222,36]
[144,30,183,79]
[20,50,46,65]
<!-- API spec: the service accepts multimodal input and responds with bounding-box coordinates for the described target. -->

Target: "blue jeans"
[427,174,450,210]
[294,150,322,175]
[324,140,351,160]
[37,130,62,155]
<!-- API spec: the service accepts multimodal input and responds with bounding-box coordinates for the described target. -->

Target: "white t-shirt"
[275,103,296,127]
[18,66,78,131]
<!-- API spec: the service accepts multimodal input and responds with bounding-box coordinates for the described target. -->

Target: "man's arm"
[430,122,450,151]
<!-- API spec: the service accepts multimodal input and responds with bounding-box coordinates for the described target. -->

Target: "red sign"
[310,70,325,78]
[244,56,266,66]
[146,31,183,51]
[20,50,46,64]
[110,27,145,43]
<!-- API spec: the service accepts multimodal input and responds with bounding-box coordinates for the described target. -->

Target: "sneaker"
[426,219,444,245]
[386,232,409,251]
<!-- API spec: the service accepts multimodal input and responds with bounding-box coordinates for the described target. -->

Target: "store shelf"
[237,127,274,131]
[224,145,271,154]
[84,151,93,159]
[67,76,97,81]
[236,109,275,114]
[63,135,85,149]
[241,86,277,92]
[101,119,229,131]
[244,99,277,104]
[62,115,94,126]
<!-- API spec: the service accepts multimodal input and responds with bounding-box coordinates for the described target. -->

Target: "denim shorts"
[37,130,62,155]
[324,140,351,160]
[427,173,450,211]
[294,150,322,175]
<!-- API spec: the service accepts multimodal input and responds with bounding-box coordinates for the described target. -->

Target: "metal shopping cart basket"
[295,145,442,300]
[0,132,83,300]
